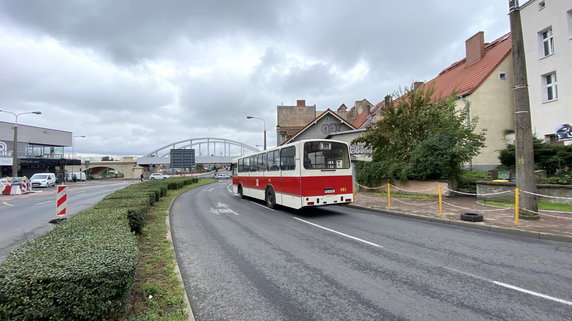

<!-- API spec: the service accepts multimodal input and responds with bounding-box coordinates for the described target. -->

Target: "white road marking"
[34,201,51,205]
[250,201,275,211]
[202,188,214,192]
[444,267,572,306]
[210,202,239,215]
[293,217,383,248]
[3,201,14,207]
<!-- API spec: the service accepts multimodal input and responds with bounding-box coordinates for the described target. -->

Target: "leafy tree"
[355,84,486,183]
[101,156,114,161]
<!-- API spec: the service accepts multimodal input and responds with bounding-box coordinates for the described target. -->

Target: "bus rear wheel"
[265,187,276,209]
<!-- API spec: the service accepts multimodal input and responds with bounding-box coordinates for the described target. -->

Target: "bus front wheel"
[238,185,245,199]
[265,187,276,209]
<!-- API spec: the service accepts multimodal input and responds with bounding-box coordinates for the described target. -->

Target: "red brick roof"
[426,32,511,98]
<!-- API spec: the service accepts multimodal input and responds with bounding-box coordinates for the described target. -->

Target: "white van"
[30,173,57,188]
[67,172,86,181]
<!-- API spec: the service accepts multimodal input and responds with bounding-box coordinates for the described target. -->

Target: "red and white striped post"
[56,185,68,216]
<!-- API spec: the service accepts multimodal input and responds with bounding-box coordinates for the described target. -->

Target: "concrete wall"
[521,0,572,140]
[459,56,515,169]
[477,181,572,205]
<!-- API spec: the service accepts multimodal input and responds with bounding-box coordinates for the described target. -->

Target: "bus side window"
[268,151,279,171]
[261,153,267,171]
[280,146,296,171]
[257,154,265,172]
[250,156,257,172]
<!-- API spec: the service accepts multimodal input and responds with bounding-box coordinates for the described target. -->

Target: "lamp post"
[0,110,42,177]
[246,116,266,150]
[72,135,86,159]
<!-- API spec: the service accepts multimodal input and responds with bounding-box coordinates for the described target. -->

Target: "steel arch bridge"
[137,137,259,166]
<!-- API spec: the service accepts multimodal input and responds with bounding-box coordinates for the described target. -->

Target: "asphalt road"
[0,180,133,262]
[170,181,572,321]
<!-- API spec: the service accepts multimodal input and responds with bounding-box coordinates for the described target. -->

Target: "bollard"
[387,183,391,209]
[514,188,519,226]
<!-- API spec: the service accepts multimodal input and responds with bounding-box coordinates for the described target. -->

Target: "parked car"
[149,173,170,180]
[30,173,57,187]
[214,173,231,179]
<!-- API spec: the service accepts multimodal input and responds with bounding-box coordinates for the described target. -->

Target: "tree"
[499,138,572,175]
[101,156,113,161]
[355,84,486,183]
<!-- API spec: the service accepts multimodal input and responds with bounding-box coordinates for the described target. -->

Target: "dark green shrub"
[0,208,137,320]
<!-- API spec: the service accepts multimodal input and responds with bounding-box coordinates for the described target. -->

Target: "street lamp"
[0,110,42,177]
[72,135,86,159]
[246,116,266,150]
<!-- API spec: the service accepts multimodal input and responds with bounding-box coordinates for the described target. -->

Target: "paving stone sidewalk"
[353,192,572,240]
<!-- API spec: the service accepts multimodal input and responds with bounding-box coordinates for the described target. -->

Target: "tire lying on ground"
[460,212,484,222]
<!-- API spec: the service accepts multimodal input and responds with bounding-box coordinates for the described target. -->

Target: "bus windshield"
[303,141,350,169]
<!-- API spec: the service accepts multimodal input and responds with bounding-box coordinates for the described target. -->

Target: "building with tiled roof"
[282,109,356,145]
[422,31,515,170]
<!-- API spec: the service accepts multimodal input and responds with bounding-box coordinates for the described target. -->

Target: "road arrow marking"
[3,202,14,207]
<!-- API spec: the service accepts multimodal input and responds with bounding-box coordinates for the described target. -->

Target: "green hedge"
[0,177,199,320]
[0,208,137,320]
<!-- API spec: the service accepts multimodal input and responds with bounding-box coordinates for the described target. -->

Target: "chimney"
[296,100,306,107]
[465,31,485,66]
[413,81,424,90]
[337,104,347,119]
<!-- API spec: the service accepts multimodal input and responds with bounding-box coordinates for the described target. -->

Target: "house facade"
[425,31,515,170]
[520,0,572,143]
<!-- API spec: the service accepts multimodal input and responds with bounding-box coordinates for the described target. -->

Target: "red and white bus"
[232,139,353,209]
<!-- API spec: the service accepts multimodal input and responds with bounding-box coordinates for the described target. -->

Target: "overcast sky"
[0,0,510,156]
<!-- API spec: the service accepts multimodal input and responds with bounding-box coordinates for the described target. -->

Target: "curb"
[347,204,572,244]
[167,188,197,321]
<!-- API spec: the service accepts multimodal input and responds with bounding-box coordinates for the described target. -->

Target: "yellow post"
[438,185,443,216]
[514,188,519,226]
[387,183,391,209]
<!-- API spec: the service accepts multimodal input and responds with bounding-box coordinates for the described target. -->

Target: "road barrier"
[356,182,572,225]
[56,185,68,216]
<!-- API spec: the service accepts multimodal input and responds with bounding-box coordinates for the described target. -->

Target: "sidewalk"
[352,191,572,242]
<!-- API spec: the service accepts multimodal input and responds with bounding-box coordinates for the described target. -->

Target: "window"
[280,146,296,171]
[542,72,558,102]
[249,156,257,172]
[267,150,280,171]
[539,28,554,57]
[257,154,265,172]
[303,141,350,170]
[538,1,545,10]
[499,72,507,80]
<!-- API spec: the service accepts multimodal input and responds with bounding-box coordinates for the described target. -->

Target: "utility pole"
[508,0,539,219]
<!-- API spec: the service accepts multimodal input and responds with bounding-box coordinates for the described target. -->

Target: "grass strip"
[123,179,215,321]
[477,200,572,212]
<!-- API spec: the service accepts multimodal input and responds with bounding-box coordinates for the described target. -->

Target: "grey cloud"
[0,0,292,63]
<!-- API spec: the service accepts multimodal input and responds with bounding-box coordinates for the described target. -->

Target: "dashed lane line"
[293,217,383,249]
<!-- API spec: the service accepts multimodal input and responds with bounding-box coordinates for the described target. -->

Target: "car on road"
[30,173,57,187]
[149,173,170,180]
[214,173,231,179]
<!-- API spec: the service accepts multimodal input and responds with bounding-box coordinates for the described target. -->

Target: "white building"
[520,0,572,143]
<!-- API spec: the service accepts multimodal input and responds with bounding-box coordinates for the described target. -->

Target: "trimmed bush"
[0,208,137,320]
[0,176,200,320]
